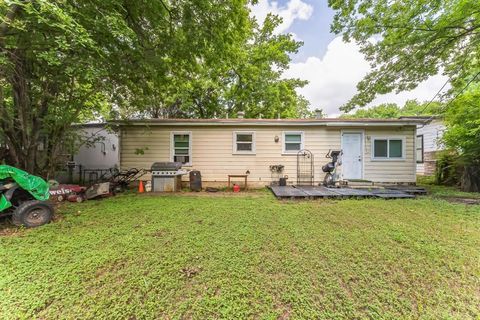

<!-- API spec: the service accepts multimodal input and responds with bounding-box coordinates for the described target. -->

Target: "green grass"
[417,175,480,199]
[1,191,479,319]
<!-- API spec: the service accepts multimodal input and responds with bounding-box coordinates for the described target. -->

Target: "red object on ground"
[233,184,240,192]
[138,180,145,193]
[49,184,86,202]
[67,194,85,203]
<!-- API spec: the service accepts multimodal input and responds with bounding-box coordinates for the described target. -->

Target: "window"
[416,135,424,163]
[283,132,304,153]
[171,132,191,165]
[372,138,404,159]
[233,132,255,154]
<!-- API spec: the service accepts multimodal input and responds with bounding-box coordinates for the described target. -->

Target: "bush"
[435,152,480,192]
[435,152,460,186]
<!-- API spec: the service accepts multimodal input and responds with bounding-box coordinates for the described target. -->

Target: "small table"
[228,174,248,190]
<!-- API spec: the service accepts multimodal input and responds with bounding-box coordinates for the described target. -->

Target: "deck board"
[269,186,308,198]
[268,185,420,200]
[295,186,341,197]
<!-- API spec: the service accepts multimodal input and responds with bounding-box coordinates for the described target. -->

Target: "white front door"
[341,132,363,180]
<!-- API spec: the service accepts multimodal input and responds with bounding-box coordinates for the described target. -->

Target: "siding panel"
[120,125,416,186]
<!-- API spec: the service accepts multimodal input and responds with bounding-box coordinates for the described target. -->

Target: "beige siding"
[120,125,416,186]
[363,127,416,183]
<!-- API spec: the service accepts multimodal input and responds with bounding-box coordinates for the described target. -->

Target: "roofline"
[110,118,424,127]
[72,122,108,128]
[399,115,443,122]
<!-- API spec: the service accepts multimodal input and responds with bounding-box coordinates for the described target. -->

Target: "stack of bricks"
[423,151,439,176]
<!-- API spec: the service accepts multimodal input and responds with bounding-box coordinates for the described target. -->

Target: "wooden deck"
[269,185,420,199]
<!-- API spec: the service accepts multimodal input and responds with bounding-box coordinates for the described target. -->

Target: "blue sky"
[250,0,448,116]
[285,0,336,62]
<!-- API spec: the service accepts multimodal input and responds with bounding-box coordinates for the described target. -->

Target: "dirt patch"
[442,197,480,205]
[0,225,23,237]
[180,266,201,278]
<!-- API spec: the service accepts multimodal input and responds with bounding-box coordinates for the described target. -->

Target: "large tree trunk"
[460,166,480,192]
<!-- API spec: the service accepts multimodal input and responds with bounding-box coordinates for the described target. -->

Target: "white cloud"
[284,37,449,116]
[250,0,314,33]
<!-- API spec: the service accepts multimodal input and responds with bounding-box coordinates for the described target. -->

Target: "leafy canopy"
[328,0,480,111]
[342,100,444,118]
[0,0,309,174]
[442,83,480,163]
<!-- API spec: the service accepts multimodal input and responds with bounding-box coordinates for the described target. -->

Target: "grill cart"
[151,162,186,192]
[0,165,53,228]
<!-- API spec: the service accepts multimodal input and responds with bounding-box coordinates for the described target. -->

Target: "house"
[400,116,446,176]
[114,116,425,187]
[62,123,119,183]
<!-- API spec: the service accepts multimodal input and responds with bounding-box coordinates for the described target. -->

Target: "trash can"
[189,170,202,191]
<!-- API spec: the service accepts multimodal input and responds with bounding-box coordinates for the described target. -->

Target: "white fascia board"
[114,121,420,127]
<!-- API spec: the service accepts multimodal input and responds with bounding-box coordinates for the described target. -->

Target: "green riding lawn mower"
[0,165,53,228]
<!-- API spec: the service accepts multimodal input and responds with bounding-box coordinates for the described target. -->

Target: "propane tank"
[233,184,241,192]
[145,180,152,192]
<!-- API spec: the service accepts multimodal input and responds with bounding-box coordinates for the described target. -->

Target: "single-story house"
[115,116,425,187]
[400,116,446,176]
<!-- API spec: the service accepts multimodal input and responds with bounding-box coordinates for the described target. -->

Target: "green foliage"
[342,99,443,118]
[435,151,461,186]
[1,193,479,318]
[0,1,309,174]
[130,13,309,119]
[328,0,480,111]
[442,83,480,162]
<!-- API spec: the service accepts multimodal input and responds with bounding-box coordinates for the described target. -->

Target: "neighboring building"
[68,123,119,183]
[73,123,119,169]
[400,116,446,176]
[114,117,424,187]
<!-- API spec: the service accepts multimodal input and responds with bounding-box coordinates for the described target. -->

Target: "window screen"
[235,133,254,152]
[284,133,303,152]
[373,139,388,158]
[373,138,403,159]
[173,134,190,164]
[389,140,403,158]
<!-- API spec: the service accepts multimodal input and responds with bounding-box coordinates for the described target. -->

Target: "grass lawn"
[1,190,479,319]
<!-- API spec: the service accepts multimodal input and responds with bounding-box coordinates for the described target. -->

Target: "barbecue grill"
[151,162,186,192]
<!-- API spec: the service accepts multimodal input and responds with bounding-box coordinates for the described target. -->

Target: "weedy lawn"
[0,190,479,319]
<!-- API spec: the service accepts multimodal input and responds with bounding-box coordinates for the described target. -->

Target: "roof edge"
[109,118,424,127]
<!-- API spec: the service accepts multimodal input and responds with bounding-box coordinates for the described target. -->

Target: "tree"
[1,1,308,175]
[342,100,443,118]
[343,103,401,118]
[440,81,480,191]
[328,0,480,111]
[126,14,310,120]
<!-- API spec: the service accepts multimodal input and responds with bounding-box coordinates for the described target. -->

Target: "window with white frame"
[233,132,255,154]
[172,132,191,165]
[416,135,424,163]
[283,132,304,153]
[372,138,404,159]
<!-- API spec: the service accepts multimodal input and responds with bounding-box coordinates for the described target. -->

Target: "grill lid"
[151,162,183,171]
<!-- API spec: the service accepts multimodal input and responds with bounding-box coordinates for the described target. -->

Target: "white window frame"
[282,131,304,154]
[371,136,406,161]
[416,134,424,164]
[171,131,192,166]
[232,131,256,155]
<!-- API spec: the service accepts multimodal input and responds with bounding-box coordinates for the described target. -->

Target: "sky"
[250,0,448,116]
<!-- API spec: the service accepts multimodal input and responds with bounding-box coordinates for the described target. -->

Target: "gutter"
[109,120,424,127]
